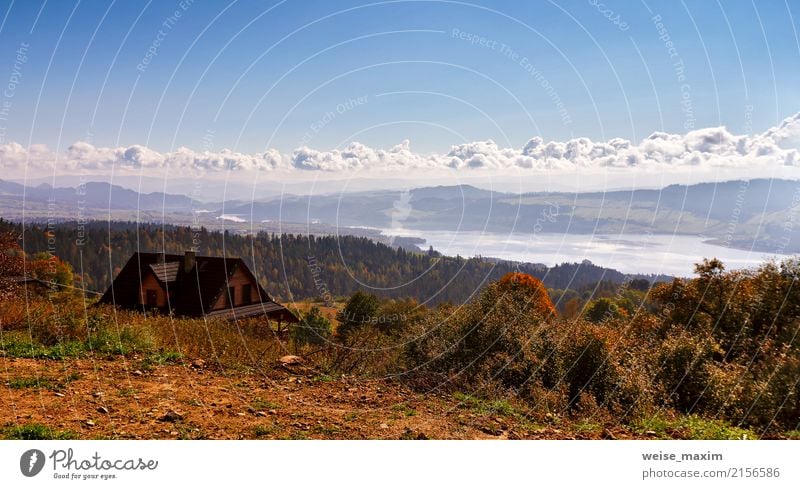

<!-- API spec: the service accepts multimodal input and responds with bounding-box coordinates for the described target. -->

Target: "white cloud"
[288,113,800,172]
[1,113,798,178]
[216,214,246,223]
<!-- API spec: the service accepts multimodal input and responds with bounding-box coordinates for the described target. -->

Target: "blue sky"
[0,0,799,155]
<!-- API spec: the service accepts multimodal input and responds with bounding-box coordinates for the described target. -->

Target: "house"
[1,275,51,292]
[98,251,298,327]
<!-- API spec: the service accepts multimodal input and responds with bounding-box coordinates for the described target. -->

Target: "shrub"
[291,306,332,347]
[656,329,723,413]
[404,273,557,393]
[335,291,380,339]
[1,423,77,440]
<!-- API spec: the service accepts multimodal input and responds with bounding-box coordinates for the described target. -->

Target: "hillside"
[1,229,798,440]
[1,220,664,305]
[0,356,748,440]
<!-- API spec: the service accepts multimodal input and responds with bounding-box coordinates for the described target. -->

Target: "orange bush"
[497,272,557,318]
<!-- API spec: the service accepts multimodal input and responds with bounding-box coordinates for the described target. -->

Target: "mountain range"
[2,178,798,254]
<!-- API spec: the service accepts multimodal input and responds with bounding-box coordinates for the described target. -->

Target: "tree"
[0,231,25,300]
[495,272,557,318]
[335,290,380,339]
[291,306,332,347]
[27,252,74,287]
[375,298,427,336]
[562,297,582,319]
[585,297,625,323]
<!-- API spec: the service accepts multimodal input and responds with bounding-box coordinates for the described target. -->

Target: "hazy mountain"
[3,178,798,254]
[223,179,800,253]
[0,179,201,212]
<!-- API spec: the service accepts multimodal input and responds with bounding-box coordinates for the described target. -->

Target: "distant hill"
[3,178,798,254]
[223,179,800,254]
[0,179,199,211]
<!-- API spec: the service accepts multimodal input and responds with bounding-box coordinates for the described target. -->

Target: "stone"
[97,406,110,414]
[279,355,304,366]
[255,411,267,417]
[158,410,183,423]
[132,370,143,376]
[84,420,95,427]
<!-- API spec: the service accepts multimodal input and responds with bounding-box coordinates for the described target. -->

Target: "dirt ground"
[0,356,633,440]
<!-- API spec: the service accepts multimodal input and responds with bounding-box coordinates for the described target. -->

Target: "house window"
[146,289,158,308]
[228,286,236,307]
[241,284,252,305]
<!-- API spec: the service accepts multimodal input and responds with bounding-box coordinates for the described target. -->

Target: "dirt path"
[0,356,621,440]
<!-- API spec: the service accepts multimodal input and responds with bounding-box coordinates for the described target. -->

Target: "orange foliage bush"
[496,272,557,318]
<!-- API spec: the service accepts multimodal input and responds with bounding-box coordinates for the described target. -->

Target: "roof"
[98,252,298,322]
[1,275,48,286]
[149,261,180,283]
[206,302,293,320]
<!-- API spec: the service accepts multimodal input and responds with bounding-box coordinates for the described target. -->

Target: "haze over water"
[386,230,790,277]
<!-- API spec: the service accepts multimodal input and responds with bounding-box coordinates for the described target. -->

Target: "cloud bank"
[1,113,798,177]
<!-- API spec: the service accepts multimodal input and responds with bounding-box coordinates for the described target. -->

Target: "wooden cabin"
[98,251,298,328]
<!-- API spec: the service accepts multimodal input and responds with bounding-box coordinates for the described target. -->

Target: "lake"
[383,229,790,277]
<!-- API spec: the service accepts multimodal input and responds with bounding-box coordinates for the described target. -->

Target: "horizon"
[5,173,800,201]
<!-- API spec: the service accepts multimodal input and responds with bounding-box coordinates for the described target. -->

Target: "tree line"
[0,219,661,306]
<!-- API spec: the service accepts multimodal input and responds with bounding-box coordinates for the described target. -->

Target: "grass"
[454,392,517,417]
[0,325,153,360]
[288,430,310,440]
[391,403,417,417]
[573,418,603,436]
[176,423,207,440]
[116,387,138,397]
[6,372,82,391]
[253,424,277,437]
[632,414,757,440]
[7,377,53,389]
[784,430,800,440]
[0,335,86,360]
[249,398,280,411]
[138,350,183,371]
[1,423,78,440]
[313,425,341,436]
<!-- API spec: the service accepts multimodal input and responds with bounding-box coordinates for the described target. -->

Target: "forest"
[0,219,663,310]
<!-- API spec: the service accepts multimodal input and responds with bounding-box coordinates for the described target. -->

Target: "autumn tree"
[291,306,332,348]
[495,272,557,318]
[27,252,74,287]
[335,290,380,339]
[0,231,25,300]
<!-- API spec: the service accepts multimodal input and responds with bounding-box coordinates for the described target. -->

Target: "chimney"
[184,250,196,273]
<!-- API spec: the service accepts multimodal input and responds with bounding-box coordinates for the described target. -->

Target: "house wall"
[138,272,167,307]
[211,267,259,310]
